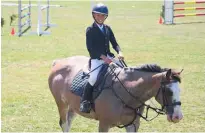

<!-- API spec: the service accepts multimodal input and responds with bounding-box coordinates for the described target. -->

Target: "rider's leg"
[79,59,104,113]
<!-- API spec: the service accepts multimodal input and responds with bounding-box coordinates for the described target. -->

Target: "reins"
[83,59,179,128]
[108,63,174,128]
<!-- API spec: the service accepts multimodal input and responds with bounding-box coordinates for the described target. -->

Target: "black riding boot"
[79,82,93,113]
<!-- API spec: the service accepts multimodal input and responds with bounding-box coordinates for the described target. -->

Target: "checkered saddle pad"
[70,64,110,100]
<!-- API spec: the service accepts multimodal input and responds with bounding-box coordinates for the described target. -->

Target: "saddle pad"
[70,64,110,100]
[70,71,88,97]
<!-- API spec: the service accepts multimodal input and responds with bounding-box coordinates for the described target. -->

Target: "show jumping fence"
[162,0,205,24]
[37,0,56,36]
[17,0,31,37]
[14,0,58,36]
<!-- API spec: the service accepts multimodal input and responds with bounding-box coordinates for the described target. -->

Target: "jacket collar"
[93,22,102,27]
[92,22,107,36]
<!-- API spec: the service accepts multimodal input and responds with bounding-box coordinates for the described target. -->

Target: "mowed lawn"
[1,1,205,132]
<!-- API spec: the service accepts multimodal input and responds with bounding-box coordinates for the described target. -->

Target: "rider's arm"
[107,26,121,54]
[86,27,101,59]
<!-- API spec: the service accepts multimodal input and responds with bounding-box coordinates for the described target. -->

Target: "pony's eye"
[166,89,173,96]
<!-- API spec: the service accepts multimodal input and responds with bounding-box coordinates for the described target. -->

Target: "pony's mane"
[124,64,168,73]
[123,64,181,82]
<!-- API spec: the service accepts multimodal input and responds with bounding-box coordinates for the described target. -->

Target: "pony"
[48,56,183,132]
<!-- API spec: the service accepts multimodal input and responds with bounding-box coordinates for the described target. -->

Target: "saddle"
[70,62,117,101]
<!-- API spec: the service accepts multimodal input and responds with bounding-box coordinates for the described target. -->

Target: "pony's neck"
[122,70,166,107]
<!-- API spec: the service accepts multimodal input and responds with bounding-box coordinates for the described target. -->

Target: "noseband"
[157,80,182,113]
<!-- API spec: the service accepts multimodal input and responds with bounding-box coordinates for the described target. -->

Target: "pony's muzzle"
[167,108,183,123]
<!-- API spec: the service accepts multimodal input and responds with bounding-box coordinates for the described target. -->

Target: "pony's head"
[155,69,183,123]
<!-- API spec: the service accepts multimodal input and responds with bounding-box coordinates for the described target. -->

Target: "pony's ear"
[166,69,172,80]
[175,69,184,75]
[179,69,184,74]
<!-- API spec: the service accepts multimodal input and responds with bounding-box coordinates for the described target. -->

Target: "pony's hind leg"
[66,108,75,132]
[59,108,75,132]
[58,105,69,132]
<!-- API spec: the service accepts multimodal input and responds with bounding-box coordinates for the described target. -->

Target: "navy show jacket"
[86,23,121,59]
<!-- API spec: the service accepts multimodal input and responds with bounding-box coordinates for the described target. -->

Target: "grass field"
[1,1,205,132]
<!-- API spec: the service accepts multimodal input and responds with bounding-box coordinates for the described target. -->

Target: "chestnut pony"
[48,56,183,132]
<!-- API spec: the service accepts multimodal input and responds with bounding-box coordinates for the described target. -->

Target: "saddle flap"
[70,64,110,100]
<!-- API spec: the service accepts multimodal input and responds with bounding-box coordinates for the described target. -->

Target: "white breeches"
[88,56,123,86]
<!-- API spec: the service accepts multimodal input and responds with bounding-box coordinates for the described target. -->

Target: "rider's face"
[93,13,107,24]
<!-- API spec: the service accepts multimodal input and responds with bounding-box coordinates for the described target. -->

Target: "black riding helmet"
[92,3,108,22]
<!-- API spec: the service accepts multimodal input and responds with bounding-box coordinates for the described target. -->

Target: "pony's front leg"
[125,124,136,132]
[126,105,145,132]
[130,105,145,132]
[98,121,110,132]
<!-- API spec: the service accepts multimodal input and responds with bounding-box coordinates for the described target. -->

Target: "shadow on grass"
[18,26,31,37]
[38,27,50,37]
[44,26,50,32]
[174,21,205,25]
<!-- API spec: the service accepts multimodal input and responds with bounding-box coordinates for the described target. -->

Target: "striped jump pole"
[174,1,205,4]
[163,0,205,24]
[174,7,205,11]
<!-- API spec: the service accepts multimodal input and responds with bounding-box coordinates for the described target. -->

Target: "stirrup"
[79,100,91,113]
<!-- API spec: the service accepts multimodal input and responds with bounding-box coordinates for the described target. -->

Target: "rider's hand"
[118,51,124,60]
[100,55,112,64]
[104,57,112,64]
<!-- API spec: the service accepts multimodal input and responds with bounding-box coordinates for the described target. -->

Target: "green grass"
[2,1,205,132]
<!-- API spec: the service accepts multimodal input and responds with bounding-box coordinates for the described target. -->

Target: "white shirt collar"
[95,23,104,30]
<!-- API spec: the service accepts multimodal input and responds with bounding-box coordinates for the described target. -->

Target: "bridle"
[108,66,182,128]
[156,80,181,114]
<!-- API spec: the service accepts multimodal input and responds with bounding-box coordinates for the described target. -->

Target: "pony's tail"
[52,59,58,67]
[48,59,59,90]
[48,59,69,90]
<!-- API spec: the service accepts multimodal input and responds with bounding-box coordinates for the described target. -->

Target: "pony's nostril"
[173,115,181,120]
[174,116,179,119]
